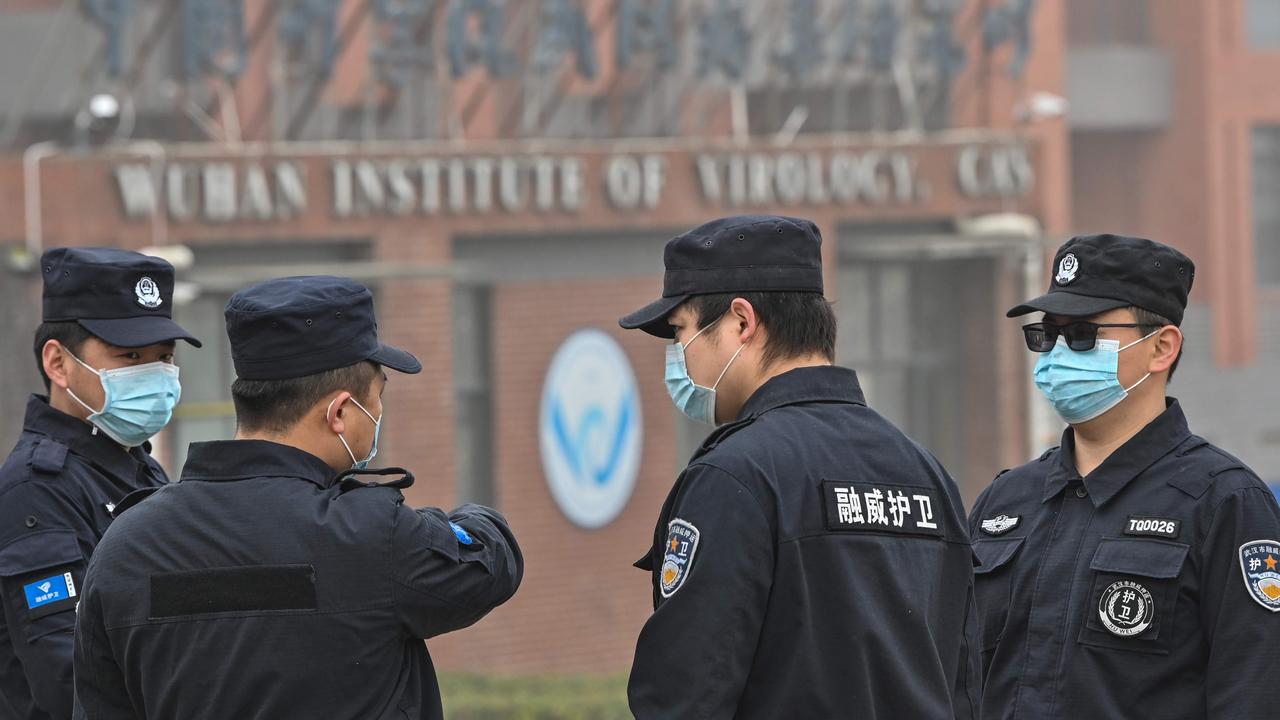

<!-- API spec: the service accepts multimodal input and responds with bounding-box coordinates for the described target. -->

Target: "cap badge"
[135,277,163,309]
[1055,253,1079,285]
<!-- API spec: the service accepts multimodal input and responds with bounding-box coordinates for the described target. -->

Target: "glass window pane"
[1253,127,1280,285]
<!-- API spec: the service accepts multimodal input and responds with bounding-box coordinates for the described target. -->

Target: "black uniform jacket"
[630,366,979,720]
[71,439,522,720]
[969,400,1280,720]
[0,396,167,720]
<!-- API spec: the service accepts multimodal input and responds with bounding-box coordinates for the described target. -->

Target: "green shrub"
[439,673,631,720]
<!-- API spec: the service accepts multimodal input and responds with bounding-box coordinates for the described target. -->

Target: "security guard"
[0,248,200,720]
[72,276,523,720]
[619,216,978,719]
[970,234,1280,718]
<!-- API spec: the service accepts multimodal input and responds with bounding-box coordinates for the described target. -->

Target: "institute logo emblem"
[660,519,699,598]
[1055,253,1079,285]
[1239,540,1280,612]
[1098,579,1154,637]
[135,276,163,309]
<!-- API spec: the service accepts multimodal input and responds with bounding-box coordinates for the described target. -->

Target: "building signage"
[111,142,1033,223]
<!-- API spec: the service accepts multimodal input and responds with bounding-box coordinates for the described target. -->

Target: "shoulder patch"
[29,439,68,474]
[1240,540,1280,612]
[659,519,700,598]
[22,569,78,619]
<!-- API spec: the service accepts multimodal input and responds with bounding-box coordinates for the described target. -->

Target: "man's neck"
[234,429,344,472]
[1072,390,1167,477]
[739,355,831,404]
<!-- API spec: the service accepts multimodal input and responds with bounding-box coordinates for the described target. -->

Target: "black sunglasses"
[1021,322,1162,353]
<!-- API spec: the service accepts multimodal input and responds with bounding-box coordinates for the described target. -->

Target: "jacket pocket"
[973,536,1024,653]
[1077,537,1189,656]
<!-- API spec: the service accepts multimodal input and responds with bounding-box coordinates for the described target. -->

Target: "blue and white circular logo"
[540,329,642,530]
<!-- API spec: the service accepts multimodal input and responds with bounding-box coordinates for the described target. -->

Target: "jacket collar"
[737,365,867,420]
[1043,398,1192,507]
[180,439,338,488]
[23,394,154,481]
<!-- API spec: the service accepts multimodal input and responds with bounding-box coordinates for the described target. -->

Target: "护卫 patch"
[23,570,77,619]
[660,519,699,598]
[1239,540,1280,612]
[823,481,943,537]
[1098,579,1154,637]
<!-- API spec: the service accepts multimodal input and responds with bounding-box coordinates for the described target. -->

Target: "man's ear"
[325,391,353,435]
[1148,325,1183,375]
[729,297,760,343]
[43,340,73,390]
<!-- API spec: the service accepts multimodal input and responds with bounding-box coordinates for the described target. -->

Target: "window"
[1247,0,1280,48]
[1254,127,1280,285]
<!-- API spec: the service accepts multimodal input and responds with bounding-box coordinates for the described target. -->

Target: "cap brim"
[1006,291,1131,319]
[369,342,421,374]
[618,295,687,339]
[78,317,203,348]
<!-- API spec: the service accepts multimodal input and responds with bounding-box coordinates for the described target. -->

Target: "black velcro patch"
[150,564,317,619]
[1124,516,1182,540]
[822,481,944,538]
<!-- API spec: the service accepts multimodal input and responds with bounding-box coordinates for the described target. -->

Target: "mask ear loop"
[63,350,107,417]
[327,397,359,467]
[1117,328,1163,393]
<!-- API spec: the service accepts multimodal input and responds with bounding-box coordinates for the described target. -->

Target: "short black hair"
[685,291,837,369]
[33,321,95,392]
[1130,306,1181,381]
[231,361,381,434]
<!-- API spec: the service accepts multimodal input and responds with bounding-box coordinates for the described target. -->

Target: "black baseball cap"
[41,247,202,348]
[618,215,825,338]
[1008,234,1196,326]
[225,276,421,381]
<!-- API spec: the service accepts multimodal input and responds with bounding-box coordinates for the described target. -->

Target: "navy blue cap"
[41,247,202,348]
[1008,234,1196,326]
[618,215,825,338]
[225,276,421,381]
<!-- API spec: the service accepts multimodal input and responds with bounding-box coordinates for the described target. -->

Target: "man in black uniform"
[619,215,978,719]
[970,234,1280,719]
[72,276,523,720]
[0,248,200,720]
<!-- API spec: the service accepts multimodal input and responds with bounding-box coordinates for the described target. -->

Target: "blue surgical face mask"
[65,353,182,448]
[328,396,382,469]
[665,315,745,425]
[1033,330,1158,425]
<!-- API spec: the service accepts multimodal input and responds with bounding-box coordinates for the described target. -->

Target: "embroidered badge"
[1124,516,1181,540]
[823,482,943,537]
[660,519,699,598]
[1098,579,1154,637]
[449,522,475,546]
[1239,540,1280,612]
[980,514,1020,536]
[135,276,163,309]
[1055,253,1079,285]
[23,571,77,617]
